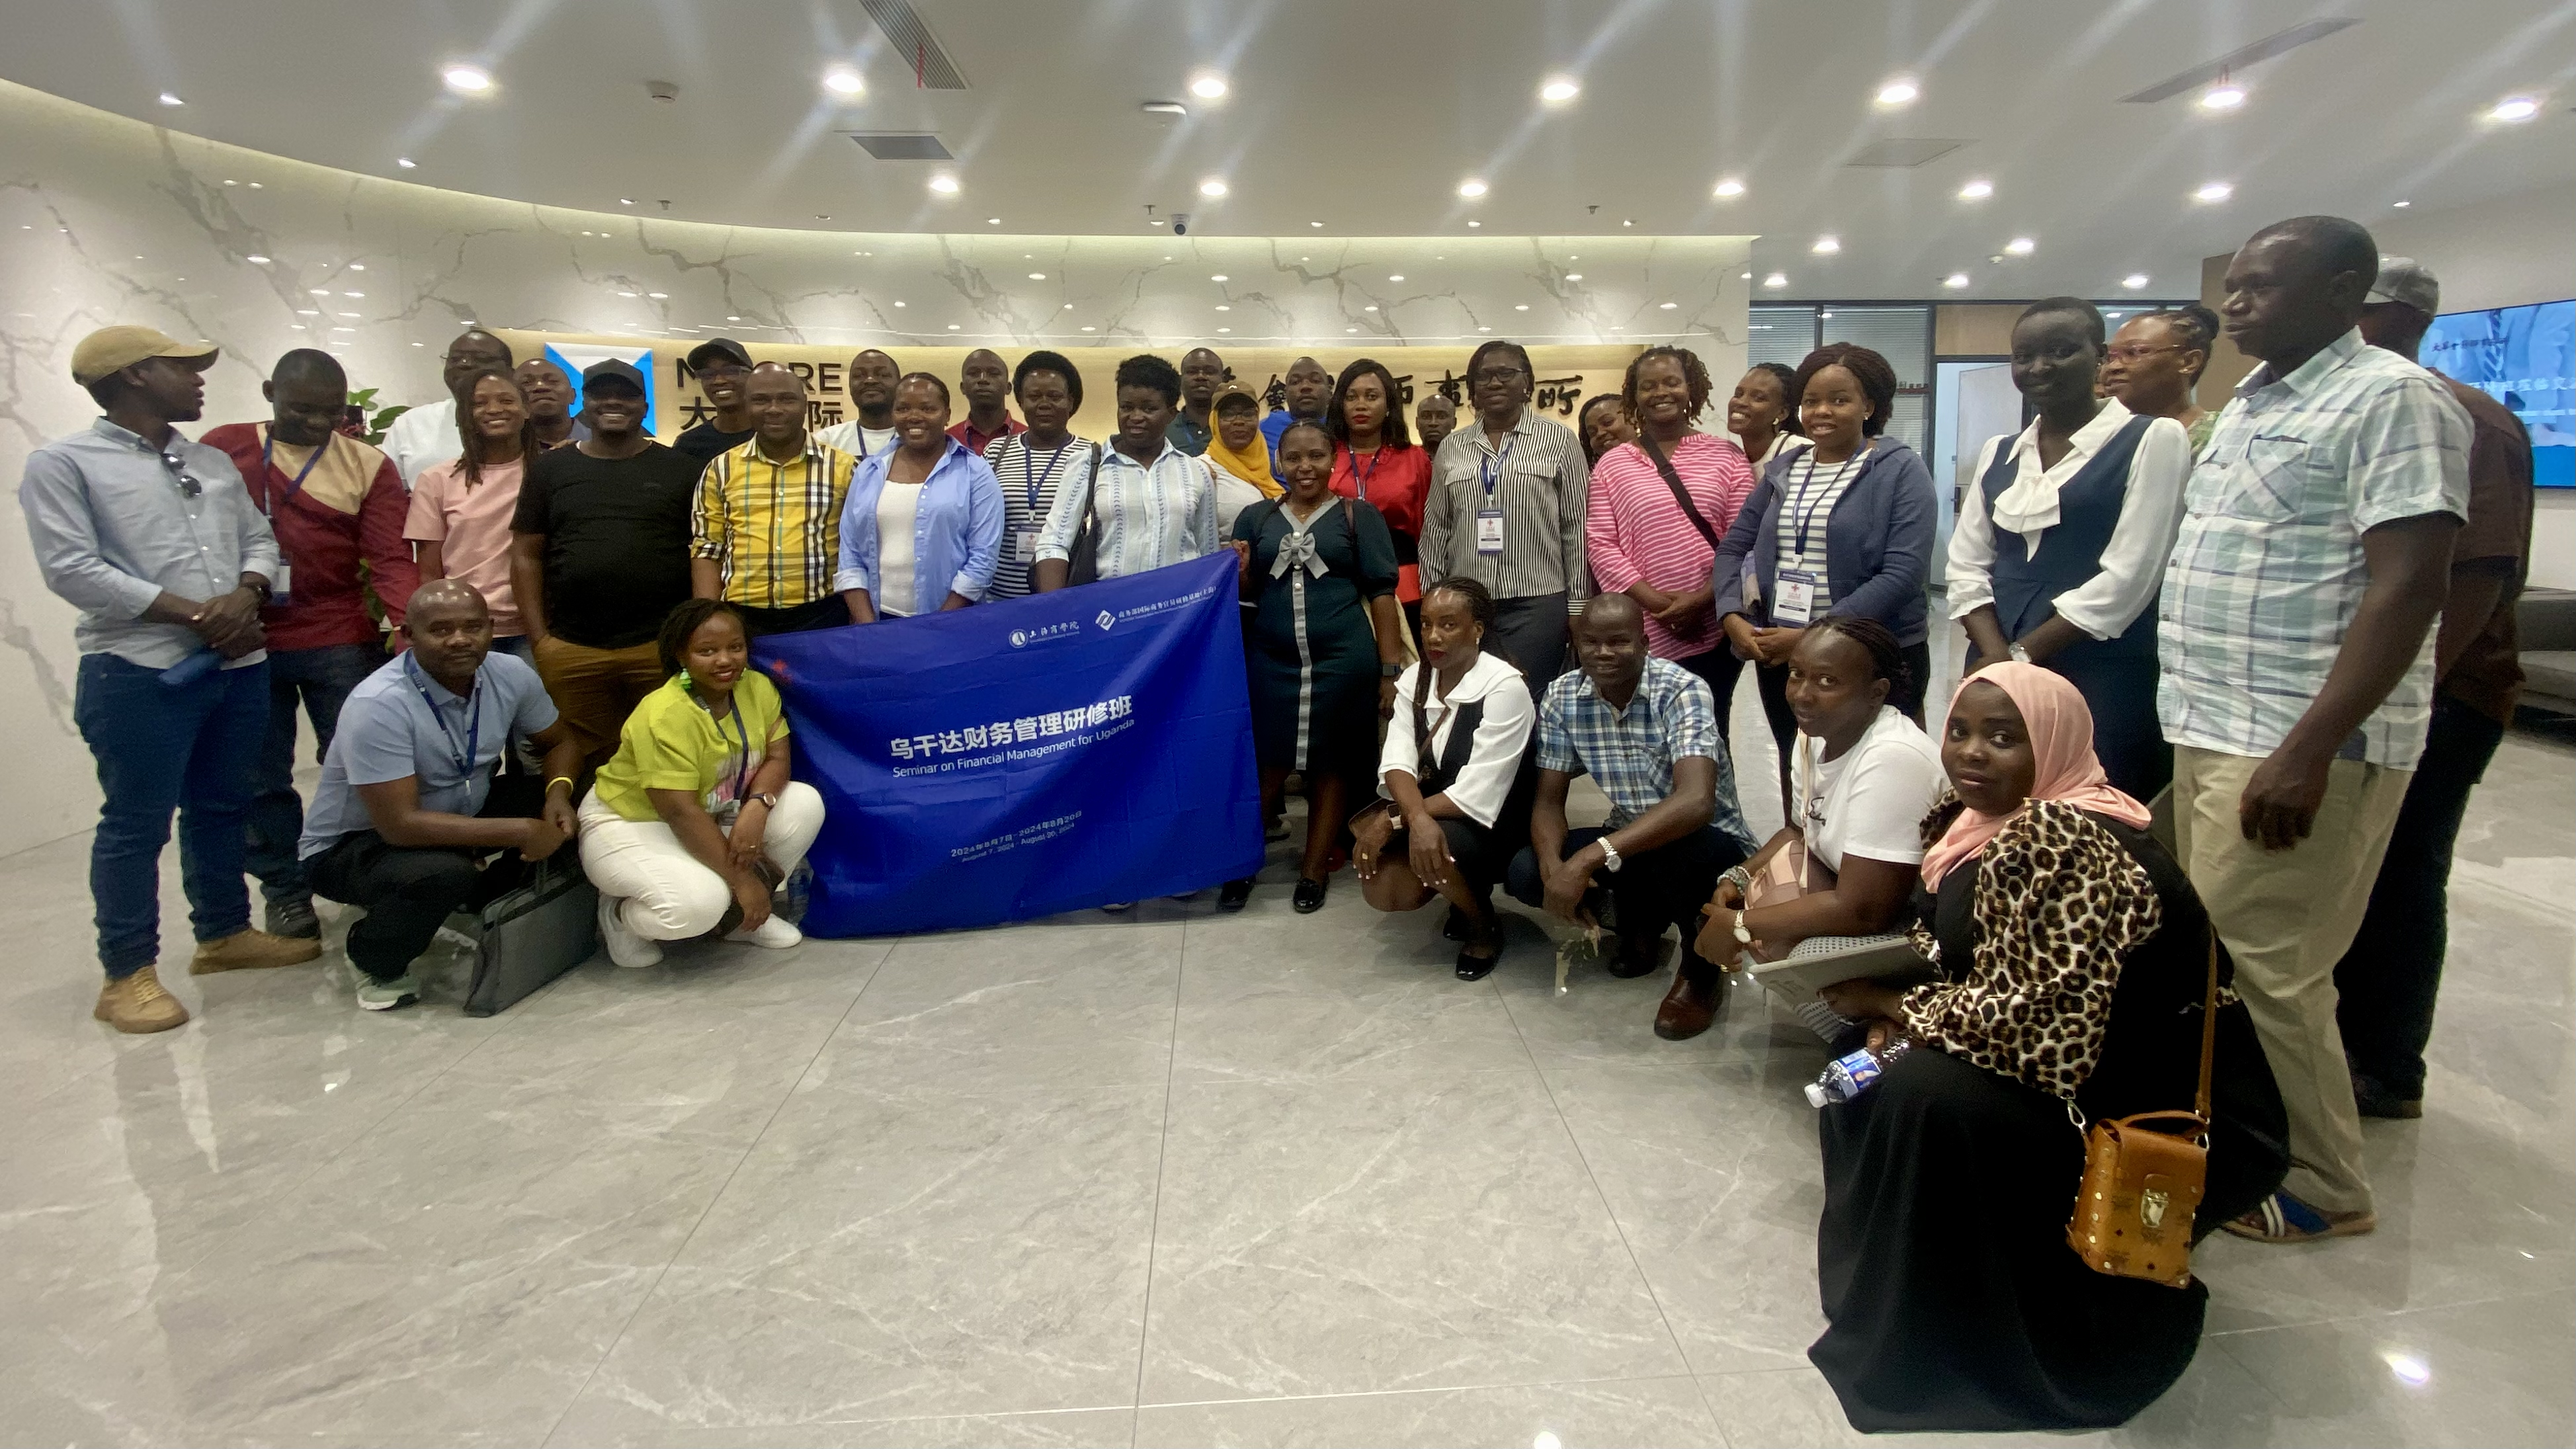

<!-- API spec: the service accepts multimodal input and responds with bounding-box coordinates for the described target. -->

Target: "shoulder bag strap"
[2194,930,2220,1124]
[1636,431,1724,551]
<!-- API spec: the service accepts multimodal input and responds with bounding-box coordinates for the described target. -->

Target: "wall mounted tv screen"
[2423,297,2572,489]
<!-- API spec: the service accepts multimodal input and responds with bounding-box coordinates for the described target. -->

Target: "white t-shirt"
[813,420,897,462]
[1793,706,1946,870]
[381,397,460,487]
[876,481,925,617]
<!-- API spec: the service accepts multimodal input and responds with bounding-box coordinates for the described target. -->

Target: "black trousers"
[739,595,850,638]
[1755,639,1932,809]
[1676,647,1743,744]
[306,776,544,981]
[2333,694,2507,1099]
[1507,824,1746,975]
[1491,593,1569,697]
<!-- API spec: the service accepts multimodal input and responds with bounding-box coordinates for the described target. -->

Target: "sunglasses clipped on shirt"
[156,450,205,498]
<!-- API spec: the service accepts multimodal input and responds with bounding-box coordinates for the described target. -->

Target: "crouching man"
[300,579,585,1009]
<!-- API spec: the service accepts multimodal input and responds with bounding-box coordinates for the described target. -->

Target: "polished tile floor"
[1,690,2569,1447]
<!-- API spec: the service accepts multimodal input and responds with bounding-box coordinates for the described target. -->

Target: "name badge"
[1475,508,1505,556]
[269,560,294,608]
[1774,569,1818,627]
[1013,529,1040,562]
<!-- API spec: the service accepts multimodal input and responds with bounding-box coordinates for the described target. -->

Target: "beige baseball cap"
[2367,257,2441,317]
[70,325,219,386]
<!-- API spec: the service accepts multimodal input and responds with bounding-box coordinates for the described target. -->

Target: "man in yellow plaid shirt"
[689,362,859,636]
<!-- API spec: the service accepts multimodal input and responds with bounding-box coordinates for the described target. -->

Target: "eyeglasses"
[155,451,204,498]
[2104,343,2185,364]
[1470,366,1527,384]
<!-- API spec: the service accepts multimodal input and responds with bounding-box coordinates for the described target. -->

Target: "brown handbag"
[2065,933,2220,1288]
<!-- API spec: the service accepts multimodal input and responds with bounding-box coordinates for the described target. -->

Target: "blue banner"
[752,552,1263,936]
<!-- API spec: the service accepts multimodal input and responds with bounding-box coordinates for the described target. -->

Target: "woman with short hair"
[1710,343,1938,814]
[409,367,541,657]
[2100,306,2221,457]
[1801,663,2286,1433]
[1032,355,1224,589]
[1224,419,1405,913]
[1585,345,1757,731]
[581,599,828,966]
[1577,393,1635,466]
[982,351,1089,600]
[1949,298,2192,798]
[835,373,1004,620]
[1327,358,1432,640]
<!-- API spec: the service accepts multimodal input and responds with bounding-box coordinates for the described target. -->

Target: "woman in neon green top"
[577,599,827,965]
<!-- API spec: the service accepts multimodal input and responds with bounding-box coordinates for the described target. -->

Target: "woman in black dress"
[1225,421,1405,913]
[1809,663,2286,1432]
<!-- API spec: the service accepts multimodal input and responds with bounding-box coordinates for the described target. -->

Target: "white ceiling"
[5,0,2571,301]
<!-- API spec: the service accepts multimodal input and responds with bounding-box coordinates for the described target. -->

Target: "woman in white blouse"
[1352,578,1535,980]
[1945,298,2192,798]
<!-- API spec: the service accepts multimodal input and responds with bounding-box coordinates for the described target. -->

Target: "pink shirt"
[405,456,528,636]
[1585,433,1755,660]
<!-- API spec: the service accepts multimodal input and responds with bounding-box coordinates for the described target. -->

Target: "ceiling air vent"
[2119,19,2360,103]
[1843,138,1968,169]
[860,0,969,89]
[848,133,955,161]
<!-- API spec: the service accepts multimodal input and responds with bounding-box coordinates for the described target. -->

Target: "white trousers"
[577,782,826,941]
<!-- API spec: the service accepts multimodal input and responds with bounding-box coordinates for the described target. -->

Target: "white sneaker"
[729,914,803,950]
[598,893,662,968]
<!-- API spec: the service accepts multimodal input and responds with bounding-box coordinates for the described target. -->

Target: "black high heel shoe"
[1292,876,1327,913]
[1218,877,1255,911]
[1455,935,1503,981]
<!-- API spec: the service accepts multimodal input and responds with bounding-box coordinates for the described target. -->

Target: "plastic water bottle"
[1805,1037,1912,1108]
[158,648,221,688]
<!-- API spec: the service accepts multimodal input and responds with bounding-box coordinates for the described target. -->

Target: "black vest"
[1977,414,2158,659]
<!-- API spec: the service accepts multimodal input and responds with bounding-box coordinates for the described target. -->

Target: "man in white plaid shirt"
[2159,216,2470,1246]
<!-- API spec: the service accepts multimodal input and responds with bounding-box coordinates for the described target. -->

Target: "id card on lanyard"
[258,428,330,604]
[1015,440,1072,562]
[404,653,482,791]
[1774,452,1855,627]
[1475,436,1515,556]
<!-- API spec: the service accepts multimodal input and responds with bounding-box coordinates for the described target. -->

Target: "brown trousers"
[532,636,665,768]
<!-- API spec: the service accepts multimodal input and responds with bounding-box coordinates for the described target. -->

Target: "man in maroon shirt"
[203,349,419,938]
[947,349,1024,456]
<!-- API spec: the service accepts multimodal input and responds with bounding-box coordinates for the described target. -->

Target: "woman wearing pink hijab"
[1804,663,2286,1434]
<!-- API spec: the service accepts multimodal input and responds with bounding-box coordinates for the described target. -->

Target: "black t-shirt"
[673,422,757,460]
[511,442,702,649]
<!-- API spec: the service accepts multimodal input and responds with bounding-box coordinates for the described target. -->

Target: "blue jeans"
[73,653,270,977]
[243,642,385,905]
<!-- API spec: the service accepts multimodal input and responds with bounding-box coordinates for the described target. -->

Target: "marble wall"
[0,78,1748,860]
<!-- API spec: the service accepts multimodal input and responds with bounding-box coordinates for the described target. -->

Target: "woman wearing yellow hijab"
[1205,384,1283,500]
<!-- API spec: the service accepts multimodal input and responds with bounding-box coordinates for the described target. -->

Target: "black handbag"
[1634,431,1725,550]
[460,854,599,1016]
[1065,442,1106,585]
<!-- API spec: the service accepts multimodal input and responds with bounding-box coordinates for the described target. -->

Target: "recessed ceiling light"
[1764,272,1788,288]
[2005,235,2037,255]
[2199,83,2247,110]
[1189,75,1229,100]
[1457,179,1488,198]
[946,323,960,331]
[246,254,269,264]
[893,300,905,307]
[342,290,364,298]
[1659,302,1678,310]
[395,157,417,169]
[158,93,184,106]
[1080,325,1096,332]
[823,69,864,97]
[1216,327,1231,333]
[647,291,667,298]
[1811,235,1841,255]
[349,263,364,271]
[987,217,1001,225]
[1957,179,1993,199]
[1389,274,1404,282]
[296,309,318,316]
[928,173,960,194]
[1214,304,1229,311]
[1874,78,1919,108]
[616,290,636,298]
[1198,178,1229,198]
[1364,305,1378,312]
[1028,271,1045,280]
[1540,77,1580,103]
[2192,181,2233,203]
[1310,220,1323,228]
[2122,273,2151,289]
[1713,177,1745,198]
[2487,96,2541,123]
[1741,271,1753,279]
[816,214,832,220]
[727,315,741,321]
[2392,199,2412,208]
[1515,304,1530,311]
[441,63,493,94]
[1565,273,1583,281]
[1347,327,1360,333]
[249,182,261,188]
[619,198,634,206]
[1210,274,1227,281]
[309,288,330,296]
[1943,272,1970,289]
[1468,220,1481,228]
[1479,326,1493,333]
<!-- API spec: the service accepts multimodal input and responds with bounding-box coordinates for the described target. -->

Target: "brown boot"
[1654,966,1724,1041]
[94,966,190,1034]
[190,927,323,975]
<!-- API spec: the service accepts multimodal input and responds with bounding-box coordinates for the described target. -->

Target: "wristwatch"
[2008,642,2032,665]
[1597,837,1623,873]
[1731,909,1755,946]
[1380,662,1405,679]
[748,791,780,809]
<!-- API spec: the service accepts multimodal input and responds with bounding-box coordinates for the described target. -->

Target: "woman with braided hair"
[1352,578,1535,978]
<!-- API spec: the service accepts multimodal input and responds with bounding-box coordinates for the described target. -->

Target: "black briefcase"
[460,855,599,1016]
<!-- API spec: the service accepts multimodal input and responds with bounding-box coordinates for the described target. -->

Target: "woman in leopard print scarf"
[1805,665,2286,1434]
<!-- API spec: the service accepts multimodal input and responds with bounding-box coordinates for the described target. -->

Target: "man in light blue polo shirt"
[300,579,585,1010]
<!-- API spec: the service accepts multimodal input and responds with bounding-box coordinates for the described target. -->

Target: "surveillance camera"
[1171,212,1191,235]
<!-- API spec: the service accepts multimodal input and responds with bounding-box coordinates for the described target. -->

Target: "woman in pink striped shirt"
[1583,347,1757,735]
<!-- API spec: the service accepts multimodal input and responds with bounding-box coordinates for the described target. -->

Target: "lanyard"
[1789,449,1860,559]
[404,653,481,782]
[257,429,329,516]
[1347,444,1386,502]
[705,692,752,801]
[1477,434,1518,501]
[1017,438,1074,513]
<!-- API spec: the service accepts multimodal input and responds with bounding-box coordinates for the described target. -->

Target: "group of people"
[19,209,2533,1433]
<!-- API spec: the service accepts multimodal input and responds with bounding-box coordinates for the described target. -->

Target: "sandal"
[2221,1190,2376,1244]
[1292,876,1327,913]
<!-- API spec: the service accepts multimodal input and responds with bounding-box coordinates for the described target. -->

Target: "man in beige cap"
[2336,256,2536,1120]
[17,326,321,1034]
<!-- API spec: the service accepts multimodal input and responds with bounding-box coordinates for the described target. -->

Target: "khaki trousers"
[2173,744,2411,1216]
[532,636,666,768]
